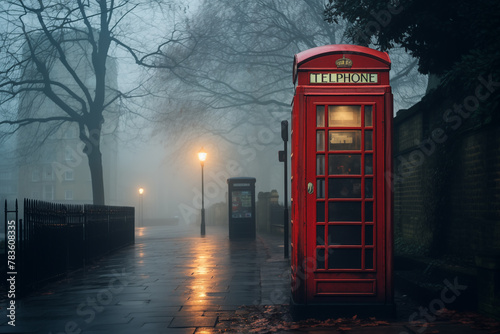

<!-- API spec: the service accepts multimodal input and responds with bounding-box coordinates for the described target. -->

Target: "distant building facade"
[0,138,18,202]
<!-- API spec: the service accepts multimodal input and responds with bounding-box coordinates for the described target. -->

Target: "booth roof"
[293,44,391,83]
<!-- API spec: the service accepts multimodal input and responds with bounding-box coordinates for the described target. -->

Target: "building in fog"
[0,138,18,202]
[16,30,119,204]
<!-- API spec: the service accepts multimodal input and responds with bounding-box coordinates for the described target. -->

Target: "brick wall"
[393,91,500,261]
[447,130,500,256]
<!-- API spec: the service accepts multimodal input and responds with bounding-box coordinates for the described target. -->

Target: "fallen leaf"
[338,327,352,331]
[361,323,378,327]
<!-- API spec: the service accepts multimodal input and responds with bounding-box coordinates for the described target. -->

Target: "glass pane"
[329,154,361,175]
[365,154,373,175]
[365,130,373,150]
[365,201,373,222]
[316,105,325,127]
[317,179,325,199]
[365,225,373,245]
[328,225,362,245]
[317,130,325,151]
[329,178,362,198]
[328,105,361,127]
[317,155,325,175]
[316,225,325,245]
[317,248,325,269]
[365,249,374,269]
[317,201,325,222]
[329,202,361,222]
[365,105,373,127]
[328,249,362,269]
[365,178,373,198]
[329,131,361,151]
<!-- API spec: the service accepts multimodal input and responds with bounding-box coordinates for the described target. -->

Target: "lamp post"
[138,187,144,227]
[279,120,289,258]
[198,148,207,236]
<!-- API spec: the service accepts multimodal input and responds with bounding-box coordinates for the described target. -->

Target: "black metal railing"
[3,199,134,296]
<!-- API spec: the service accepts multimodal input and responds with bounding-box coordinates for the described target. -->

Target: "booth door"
[306,95,386,302]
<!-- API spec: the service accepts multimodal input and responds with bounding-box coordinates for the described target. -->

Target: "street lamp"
[138,187,144,227]
[198,148,207,236]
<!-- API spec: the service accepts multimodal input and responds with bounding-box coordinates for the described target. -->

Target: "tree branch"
[30,1,94,106]
[0,115,73,127]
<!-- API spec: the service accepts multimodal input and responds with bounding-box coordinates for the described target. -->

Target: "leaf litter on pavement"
[215,306,500,333]
[220,305,390,333]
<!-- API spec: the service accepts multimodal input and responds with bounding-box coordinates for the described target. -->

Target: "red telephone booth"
[290,45,393,314]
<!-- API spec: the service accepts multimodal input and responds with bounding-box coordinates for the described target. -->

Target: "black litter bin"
[227,177,256,239]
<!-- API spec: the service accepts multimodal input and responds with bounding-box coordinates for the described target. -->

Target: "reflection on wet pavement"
[4,224,289,333]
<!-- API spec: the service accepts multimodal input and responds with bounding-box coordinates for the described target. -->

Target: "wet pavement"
[1,224,498,333]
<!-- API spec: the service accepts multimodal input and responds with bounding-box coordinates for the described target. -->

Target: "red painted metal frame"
[290,45,393,306]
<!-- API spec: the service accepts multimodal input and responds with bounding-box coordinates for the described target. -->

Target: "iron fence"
[3,199,134,296]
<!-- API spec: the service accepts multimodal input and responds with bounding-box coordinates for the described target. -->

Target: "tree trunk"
[84,119,105,205]
[87,145,105,205]
[82,112,106,205]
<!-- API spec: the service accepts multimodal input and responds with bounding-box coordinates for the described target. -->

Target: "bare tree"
[153,0,427,149]
[0,0,190,204]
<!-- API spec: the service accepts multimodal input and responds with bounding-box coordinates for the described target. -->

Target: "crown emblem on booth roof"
[336,55,353,68]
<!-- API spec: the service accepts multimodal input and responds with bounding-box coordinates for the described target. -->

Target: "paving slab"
[405,322,493,334]
[1,225,288,333]
[2,224,498,333]
[169,316,218,328]
[343,324,410,334]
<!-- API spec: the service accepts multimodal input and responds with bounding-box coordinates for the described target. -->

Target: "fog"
[0,0,426,225]
[116,120,284,224]
[112,0,426,224]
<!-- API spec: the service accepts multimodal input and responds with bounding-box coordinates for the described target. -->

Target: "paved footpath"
[1,225,498,333]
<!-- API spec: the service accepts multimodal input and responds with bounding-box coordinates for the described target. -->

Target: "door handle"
[307,182,314,194]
